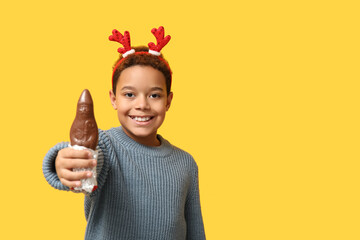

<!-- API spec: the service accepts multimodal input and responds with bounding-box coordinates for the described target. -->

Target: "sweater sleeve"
[42,142,70,191]
[185,164,206,240]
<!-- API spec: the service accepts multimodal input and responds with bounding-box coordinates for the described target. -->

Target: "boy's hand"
[55,147,97,189]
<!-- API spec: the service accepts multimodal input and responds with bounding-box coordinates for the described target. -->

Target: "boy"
[42,27,206,240]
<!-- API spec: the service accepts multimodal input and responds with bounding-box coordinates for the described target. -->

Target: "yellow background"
[0,0,359,239]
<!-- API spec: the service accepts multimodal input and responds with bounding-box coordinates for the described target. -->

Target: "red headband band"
[109,26,172,88]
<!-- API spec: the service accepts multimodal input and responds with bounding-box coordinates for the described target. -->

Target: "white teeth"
[133,116,151,122]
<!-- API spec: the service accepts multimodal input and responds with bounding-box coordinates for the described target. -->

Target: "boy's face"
[109,65,173,146]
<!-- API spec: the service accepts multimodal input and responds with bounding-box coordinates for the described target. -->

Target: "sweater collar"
[109,126,173,157]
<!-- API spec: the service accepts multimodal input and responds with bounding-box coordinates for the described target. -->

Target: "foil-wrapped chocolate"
[69,89,98,193]
[70,89,98,150]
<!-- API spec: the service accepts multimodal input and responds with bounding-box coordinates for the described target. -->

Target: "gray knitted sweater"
[43,127,206,240]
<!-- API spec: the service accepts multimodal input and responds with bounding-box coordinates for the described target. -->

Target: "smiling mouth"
[129,116,154,122]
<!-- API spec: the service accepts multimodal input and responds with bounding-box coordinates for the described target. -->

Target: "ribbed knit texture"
[42,127,205,240]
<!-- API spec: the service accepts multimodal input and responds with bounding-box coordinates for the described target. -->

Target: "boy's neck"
[122,127,161,147]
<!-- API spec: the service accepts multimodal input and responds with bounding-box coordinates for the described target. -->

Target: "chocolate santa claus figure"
[69,89,98,193]
[70,89,98,150]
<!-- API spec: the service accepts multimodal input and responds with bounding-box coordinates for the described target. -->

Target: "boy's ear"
[166,92,173,111]
[109,90,117,110]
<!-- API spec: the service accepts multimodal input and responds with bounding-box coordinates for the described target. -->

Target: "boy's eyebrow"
[120,86,164,91]
[150,87,164,92]
[121,86,136,91]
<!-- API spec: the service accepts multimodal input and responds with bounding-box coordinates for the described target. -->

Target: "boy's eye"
[124,93,135,98]
[150,94,160,98]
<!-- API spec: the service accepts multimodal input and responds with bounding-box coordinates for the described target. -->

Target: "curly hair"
[112,46,172,95]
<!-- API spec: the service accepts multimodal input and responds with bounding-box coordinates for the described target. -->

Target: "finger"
[60,148,93,159]
[60,178,82,189]
[60,169,93,181]
[63,158,97,169]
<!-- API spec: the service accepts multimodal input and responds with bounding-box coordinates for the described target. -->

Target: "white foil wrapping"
[69,144,98,193]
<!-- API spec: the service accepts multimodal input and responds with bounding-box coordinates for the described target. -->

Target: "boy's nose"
[135,95,150,110]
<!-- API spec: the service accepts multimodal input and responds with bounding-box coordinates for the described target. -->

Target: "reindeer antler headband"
[109,26,172,86]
